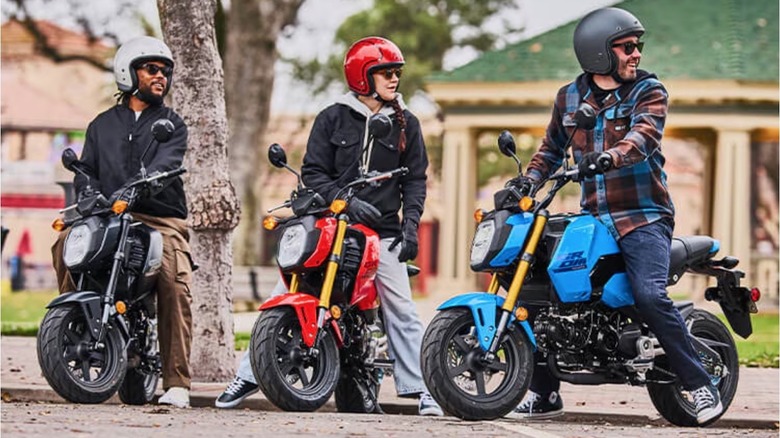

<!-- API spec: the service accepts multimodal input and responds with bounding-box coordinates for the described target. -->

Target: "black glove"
[506,175,537,195]
[389,219,419,262]
[347,197,382,228]
[578,152,613,178]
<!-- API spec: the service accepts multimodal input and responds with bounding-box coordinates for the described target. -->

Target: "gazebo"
[428,0,779,294]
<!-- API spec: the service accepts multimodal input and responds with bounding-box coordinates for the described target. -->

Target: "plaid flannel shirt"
[526,70,675,240]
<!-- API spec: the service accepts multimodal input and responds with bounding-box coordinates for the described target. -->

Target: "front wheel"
[250,307,339,411]
[37,304,127,403]
[647,309,739,427]
[421,307,534,420]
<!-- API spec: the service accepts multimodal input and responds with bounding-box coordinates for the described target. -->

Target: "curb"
[3,385,777,430]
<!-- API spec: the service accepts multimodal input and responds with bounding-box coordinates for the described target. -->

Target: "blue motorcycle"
[420,107,760,426]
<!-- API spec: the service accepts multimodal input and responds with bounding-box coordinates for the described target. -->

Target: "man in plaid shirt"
[508,7,723,425]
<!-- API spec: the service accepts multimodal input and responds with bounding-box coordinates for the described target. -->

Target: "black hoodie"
[301,93,428,239]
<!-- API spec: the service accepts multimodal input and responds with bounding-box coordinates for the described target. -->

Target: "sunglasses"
[376,68,403,80]
[139,63,173,77]
[612,41,644,56]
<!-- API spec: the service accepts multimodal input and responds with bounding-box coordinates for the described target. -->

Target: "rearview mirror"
[368,113,392,140]
[574,103,596,130]
[61,148,79,171]
[151,118,175,143]
[268,143,287,168]
[497,130,517,157]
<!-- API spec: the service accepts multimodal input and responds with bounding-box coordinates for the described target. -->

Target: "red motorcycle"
[251,114,414,413]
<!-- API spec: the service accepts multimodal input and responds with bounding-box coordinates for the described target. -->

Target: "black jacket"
[301,94,428,238]
[74,102,188,219]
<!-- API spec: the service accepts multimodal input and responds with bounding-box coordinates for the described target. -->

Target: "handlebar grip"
[166,168,187,178]
[597,153,613,171]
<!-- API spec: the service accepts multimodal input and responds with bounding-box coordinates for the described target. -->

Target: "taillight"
[750,288,761,302]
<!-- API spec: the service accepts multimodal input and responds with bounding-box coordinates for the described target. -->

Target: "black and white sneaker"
[506,390,564,419]
[215,376,259,409]
[692,384,723,424]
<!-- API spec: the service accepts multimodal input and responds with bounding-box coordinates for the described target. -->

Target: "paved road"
[3,401,778,438]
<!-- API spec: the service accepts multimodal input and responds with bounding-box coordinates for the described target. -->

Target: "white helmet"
[113,36,174,94]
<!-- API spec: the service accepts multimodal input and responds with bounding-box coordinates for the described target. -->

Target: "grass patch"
[1,280,57,336]
[235,331,251,351]
[717,312,779,368]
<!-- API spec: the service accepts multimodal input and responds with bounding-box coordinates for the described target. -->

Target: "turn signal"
[518,196,534,212]
[111,200,128,214]
[52,218,66,231]
[330,199,347,214]
[115,301,127,315]
[514,306,529,322]
[474,209,486,223]
[750,288,761,302]
[262,216,279,230]
[329,305,342,320]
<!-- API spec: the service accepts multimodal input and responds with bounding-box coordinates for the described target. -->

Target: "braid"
[389,97,407,153]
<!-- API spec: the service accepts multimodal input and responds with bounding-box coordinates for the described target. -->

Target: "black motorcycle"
[37,119,186,404]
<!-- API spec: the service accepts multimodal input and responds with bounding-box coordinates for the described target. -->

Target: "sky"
[1,0,619,113]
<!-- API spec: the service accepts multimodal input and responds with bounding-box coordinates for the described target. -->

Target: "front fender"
[259,293,321,348]
[46,291,118,340]
[437,292,536,351]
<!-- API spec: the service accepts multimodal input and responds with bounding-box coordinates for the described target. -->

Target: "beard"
[135,83,166,105]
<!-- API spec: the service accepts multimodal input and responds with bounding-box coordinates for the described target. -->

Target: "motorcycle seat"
[668,236,719,284]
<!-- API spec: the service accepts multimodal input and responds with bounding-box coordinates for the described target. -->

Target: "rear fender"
[437,292,536,351]
[259,293,321,347]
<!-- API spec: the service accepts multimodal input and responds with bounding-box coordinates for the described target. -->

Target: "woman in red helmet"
[215,36,442,416]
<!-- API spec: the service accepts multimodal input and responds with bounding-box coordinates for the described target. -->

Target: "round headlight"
[470,220,495,267]
[277,224,307,269]
[63,224,92,267]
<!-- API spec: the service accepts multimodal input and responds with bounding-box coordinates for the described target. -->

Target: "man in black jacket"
[51,36,193,408]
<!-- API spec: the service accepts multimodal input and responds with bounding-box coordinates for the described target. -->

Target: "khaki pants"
[52,213,193,390]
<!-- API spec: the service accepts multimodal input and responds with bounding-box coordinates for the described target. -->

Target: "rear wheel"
[421,307,534,420]
[647,309,739,427]
[119,315,160,405]
[250,307,339,411]
[335,371,381,413]
[37,304,126,403]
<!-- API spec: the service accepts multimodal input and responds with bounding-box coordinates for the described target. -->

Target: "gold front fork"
[502,212,548,312]
[487,274,500,294]
[319,216,348,309]
[288,273,299,293]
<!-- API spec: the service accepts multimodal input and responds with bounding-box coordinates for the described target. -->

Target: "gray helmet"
[573,7,644,75]
[113,36,174,94]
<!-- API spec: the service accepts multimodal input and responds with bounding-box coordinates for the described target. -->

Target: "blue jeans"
[531,218,711,394]
[236,238,428,397]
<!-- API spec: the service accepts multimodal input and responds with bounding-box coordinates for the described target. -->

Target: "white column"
[712,129,752,282]
[454,130,478,289]
[436,127,469,290]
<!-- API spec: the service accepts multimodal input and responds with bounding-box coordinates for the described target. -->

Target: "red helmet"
[344,36,405,95]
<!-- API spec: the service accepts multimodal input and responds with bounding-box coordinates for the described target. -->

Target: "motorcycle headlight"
[277,224,307,269]
[63,224,93,267]
[470,220,495,267]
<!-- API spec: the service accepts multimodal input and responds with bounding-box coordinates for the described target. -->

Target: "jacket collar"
[335,92,406,118]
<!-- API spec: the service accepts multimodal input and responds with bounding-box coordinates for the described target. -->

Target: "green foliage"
[288,0,521,98]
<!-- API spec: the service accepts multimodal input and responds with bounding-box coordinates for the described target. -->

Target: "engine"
[533,307,647,372]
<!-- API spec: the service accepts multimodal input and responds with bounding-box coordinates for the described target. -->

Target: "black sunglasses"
[139,63,173,77]
[377,68,403,80]
[612,41,644,56]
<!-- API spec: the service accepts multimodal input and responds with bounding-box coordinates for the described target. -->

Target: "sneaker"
[691,384,723,424]
[506,390,563,419]
[418,392,444,416]
[215,376,259,409]
[158,387,190,408]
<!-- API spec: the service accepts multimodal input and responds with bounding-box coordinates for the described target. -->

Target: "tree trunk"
[225,0,304,266]
[158,0,240,381]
